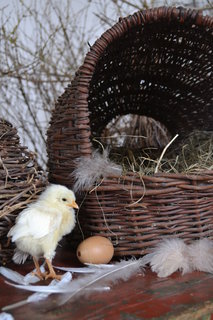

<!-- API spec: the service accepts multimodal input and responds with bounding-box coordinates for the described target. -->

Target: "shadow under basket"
[47,7,213,257]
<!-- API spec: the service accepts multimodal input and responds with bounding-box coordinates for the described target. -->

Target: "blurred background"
[0,0,212,168]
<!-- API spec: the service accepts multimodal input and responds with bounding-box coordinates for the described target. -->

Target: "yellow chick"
[8,184,78,280]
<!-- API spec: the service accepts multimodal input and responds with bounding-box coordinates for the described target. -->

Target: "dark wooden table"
[1,245,213,320]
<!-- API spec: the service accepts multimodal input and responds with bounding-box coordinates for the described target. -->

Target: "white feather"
[4,281,110,294]
[188,238,213,273]
[54,263,114,273]
[2,272,72,312]
[0,267,35,285]
[12,248,29,264]
[58,258,145,306]
[0,312,14,320]
[2,258,145,310]
[143,238,191,277]
[72,149,122,192]
[27,272,72,302]
[85,263,114,268]
[54,266,97,273]
[0,265,45,285]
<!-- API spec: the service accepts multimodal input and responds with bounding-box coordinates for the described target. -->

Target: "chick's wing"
[9,206,62,241]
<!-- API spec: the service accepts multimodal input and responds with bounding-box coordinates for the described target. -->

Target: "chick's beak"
[67,200,79,209]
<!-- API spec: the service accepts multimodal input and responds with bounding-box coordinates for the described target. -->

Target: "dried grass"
[102,131,213,176]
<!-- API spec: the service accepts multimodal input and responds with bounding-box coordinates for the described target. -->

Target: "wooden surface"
[2,245,213,320]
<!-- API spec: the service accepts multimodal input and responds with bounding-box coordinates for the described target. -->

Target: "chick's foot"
[45,258,62,280]
[31,270,47,280]
[45,271,62,281]
[32,256,47,280]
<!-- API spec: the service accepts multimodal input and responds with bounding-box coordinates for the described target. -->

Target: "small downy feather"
[72,149,122,192]
[188,238,213,273]
[12,248,29,264]
[143,238,191,277]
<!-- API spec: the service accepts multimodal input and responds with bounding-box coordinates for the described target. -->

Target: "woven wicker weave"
[47,7,213,256]
[0,119,47,264]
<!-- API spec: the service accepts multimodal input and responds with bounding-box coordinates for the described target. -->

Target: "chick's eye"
[62,198,67,202]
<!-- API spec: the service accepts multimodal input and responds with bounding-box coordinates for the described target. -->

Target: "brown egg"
[76,236,114,264]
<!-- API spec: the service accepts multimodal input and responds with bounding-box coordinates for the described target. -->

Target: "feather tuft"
[188,238,213,273]
[12,248,29,264]
[143,238,191,277]
[72,149,122,192]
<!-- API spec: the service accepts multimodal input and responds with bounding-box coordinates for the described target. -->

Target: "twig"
[155,134,179,174]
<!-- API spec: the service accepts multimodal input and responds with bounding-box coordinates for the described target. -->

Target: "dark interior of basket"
[88,17,213,144]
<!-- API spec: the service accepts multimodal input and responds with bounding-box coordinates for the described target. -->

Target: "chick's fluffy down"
[8,184,77,262]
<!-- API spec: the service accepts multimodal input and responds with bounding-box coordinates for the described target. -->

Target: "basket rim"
[77,170,213,194]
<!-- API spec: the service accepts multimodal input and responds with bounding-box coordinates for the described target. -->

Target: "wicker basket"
[47,7,213,256]
[0,119,47,264]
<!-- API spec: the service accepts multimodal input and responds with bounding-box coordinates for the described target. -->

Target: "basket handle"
[47,7,206,187]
